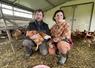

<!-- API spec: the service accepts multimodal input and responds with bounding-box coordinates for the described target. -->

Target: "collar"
[35,20,43,25]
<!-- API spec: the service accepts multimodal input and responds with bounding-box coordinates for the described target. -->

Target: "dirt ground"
[0,39,95,68]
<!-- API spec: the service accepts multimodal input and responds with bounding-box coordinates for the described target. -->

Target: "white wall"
[45,0,95,31]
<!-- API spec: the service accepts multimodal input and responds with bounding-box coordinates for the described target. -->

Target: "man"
[23,9,50,56]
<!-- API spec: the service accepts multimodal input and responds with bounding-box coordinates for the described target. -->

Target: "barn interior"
[0,0,95,68]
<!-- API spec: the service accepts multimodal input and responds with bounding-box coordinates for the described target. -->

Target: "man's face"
[34,12,44,22]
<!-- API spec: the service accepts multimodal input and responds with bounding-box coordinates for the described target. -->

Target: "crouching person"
[23,9,50,56]
[48,10,73,65]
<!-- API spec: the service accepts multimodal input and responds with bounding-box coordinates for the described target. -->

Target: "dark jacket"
[27,20,50,35]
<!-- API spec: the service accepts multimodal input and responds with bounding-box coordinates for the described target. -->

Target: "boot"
[25,46,33,57]
[57,53,68,65]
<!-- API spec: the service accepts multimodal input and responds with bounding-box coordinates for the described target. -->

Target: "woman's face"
[54,12,64,23]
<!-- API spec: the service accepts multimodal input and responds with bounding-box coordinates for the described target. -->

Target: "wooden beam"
[0,0,34,12]
[45,0,55,6]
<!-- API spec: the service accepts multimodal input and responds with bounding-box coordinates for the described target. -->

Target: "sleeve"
[27,22,32,31]
[26,22,34,39]
[62,23,71,39]
[65,23,71,39]
[50,24,55,37]
[60,23,73,45]
[27,22,35,31]
[45,24,51,35]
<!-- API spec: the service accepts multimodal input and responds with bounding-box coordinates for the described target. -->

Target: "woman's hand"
[48,42,54,48]
[53,37,60,42]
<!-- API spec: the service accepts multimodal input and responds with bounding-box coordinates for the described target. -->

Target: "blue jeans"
[23,39,48,56]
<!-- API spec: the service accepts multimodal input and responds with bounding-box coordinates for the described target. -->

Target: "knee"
[58,46,69,54]
[62,49,68,54]
[23,39,29,46]
[57,41,70,54]
[39,42,48,55]
[23,39,34,48]
[40,49,48,56]
[39,46,48,56]
[48,47,56,55]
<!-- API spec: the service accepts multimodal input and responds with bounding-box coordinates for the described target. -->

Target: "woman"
[48,10,73,64]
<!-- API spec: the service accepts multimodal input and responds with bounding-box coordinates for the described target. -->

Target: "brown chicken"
[26,30,50,50]
[83,32,95,47]
[12,29,22,40]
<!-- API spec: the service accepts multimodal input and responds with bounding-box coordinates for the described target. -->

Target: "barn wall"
[44,0,95,32]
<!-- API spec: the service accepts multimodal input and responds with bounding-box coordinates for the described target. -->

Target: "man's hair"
[34,9,44,17]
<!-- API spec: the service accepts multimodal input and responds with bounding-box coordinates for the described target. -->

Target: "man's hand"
[44,35,51,40]
[30,34,39,39]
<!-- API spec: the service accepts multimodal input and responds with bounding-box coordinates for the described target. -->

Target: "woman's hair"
[53,10,66,21]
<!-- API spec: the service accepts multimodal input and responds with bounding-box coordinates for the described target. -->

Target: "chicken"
[83,32,95,47]
[12,29,22,40]
[26,30,51,51]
